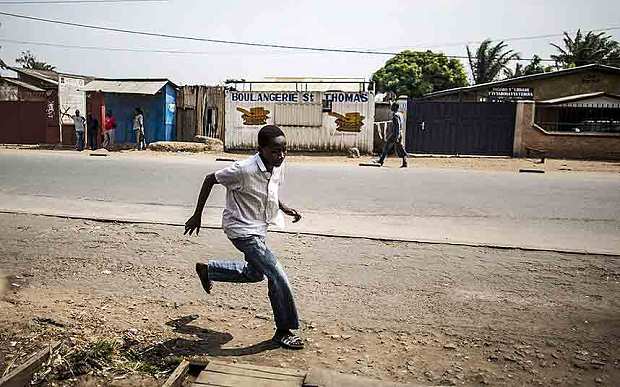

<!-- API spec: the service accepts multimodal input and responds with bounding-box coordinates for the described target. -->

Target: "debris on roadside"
[519,168,545,173]
[348,147,361,158]
[2,337,184,386]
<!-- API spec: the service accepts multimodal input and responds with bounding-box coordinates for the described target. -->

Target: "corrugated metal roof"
[0,77,46,92]
[80,80,169,95]
[11,67,59,85]
[421,64,620,99]
[538,92,620,104]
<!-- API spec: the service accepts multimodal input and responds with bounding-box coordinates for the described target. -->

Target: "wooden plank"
[0,341,60,387]
[161,359,192,387]
[207,361,305,377]
[303,368,429,387]
[202,363,304,382]
[194,370,301,387]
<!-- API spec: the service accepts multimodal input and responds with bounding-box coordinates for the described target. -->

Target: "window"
[535,105,620,133]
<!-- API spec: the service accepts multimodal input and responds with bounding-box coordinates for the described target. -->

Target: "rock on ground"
[148,140,223,153]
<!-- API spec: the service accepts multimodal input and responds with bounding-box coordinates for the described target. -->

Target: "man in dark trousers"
[375,102,407,168]
[87,113,99,150]
[184,125,305,350]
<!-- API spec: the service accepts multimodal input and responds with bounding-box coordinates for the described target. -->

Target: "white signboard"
[59,76,86,124]
[225,90,375,152]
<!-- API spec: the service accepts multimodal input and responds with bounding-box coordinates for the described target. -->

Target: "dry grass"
[30,337,182,385]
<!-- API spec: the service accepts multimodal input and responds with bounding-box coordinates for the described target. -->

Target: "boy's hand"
[282,207,302,223]
[184,213,202,235]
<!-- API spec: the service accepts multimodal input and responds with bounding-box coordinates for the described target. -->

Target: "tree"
[507,55,550,78]
[371,50,468,98]
[551,30,620,68]
[467,39,520,84]
[15,50,56,71]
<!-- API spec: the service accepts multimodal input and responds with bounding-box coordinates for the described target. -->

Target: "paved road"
[1,150,619,254]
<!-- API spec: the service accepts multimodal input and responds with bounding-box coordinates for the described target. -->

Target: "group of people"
[61,108,146,151]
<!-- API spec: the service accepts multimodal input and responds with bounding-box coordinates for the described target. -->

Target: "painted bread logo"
[237,107,270,125]
[328,112,364,132]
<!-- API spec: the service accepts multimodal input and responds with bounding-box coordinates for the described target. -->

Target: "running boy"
[184,125,304,349]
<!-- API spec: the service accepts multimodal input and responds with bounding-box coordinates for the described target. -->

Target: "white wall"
[225,90,375,153]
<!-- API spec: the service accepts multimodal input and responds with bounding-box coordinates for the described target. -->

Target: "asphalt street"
[1,150,619,254]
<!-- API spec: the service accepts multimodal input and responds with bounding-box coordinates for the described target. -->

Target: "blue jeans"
[207,236,299,330]
[76,131,85,151]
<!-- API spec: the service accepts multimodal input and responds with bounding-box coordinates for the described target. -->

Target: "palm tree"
[506,55,549,78]
[551,30,620,68]
[467,39,520,84]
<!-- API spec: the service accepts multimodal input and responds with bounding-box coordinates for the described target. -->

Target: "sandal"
[273,330,305,350]
[195,262,212,294]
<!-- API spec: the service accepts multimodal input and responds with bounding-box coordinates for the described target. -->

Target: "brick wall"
[521,124,620,160]
[514,101,620,160]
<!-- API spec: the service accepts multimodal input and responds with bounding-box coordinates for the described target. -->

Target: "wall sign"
[328,112,364,132]
[488,87,534,101]
[237,107,270,125]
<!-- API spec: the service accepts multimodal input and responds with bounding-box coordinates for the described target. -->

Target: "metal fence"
[535,104,620,133]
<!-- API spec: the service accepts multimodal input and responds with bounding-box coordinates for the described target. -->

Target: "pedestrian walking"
[87,113,99,150]
[375,102,407,168]
[62,109,86,151]
[133,108,146,150]
[185,125,305,350]
[103,110,116,150]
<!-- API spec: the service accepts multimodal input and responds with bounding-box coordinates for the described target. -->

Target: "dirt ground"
[0,213,618,386]
[123,149,620,173]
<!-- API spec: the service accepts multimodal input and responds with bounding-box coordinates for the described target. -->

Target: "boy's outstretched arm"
[279,201,302,223]
[185,173,218,235]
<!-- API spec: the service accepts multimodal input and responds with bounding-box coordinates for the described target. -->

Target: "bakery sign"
[488,87,534,101]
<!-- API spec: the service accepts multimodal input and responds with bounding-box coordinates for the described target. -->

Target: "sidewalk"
[1,191,618,255]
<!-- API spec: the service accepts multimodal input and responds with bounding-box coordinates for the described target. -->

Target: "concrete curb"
[1,209,617,257]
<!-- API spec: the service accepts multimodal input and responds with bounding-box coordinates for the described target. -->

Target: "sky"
[0,0,619,85]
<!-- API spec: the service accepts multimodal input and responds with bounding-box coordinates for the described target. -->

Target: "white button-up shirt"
[215,153,285,239]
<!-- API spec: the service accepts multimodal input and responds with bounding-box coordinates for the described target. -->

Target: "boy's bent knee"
[244,271,265,282]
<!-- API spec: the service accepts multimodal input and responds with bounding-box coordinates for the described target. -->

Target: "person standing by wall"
[375,102,408,168]
[133,107,146,151]
[103,110,116,150]
[62,109,86,151]
[87,113,99,151]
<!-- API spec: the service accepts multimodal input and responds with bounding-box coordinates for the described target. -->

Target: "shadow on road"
[161,314,279,357]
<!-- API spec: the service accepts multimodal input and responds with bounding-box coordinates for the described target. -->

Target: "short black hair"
[258,125,285,147]
[391,102,399,112]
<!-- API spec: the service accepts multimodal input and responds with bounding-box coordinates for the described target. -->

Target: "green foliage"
[507,55,553,78]
[467,40,520,84]
[371,50,468,98]
[15,50,56,71]
[551,30,620,68]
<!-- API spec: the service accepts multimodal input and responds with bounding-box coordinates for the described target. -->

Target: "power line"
[0,11,403,55]
[348,26,620,51]
[424,27,620,49]
[0,0,166,4]
[0,38,305,56]
[1,36,565,62]
[0,11,618,64]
